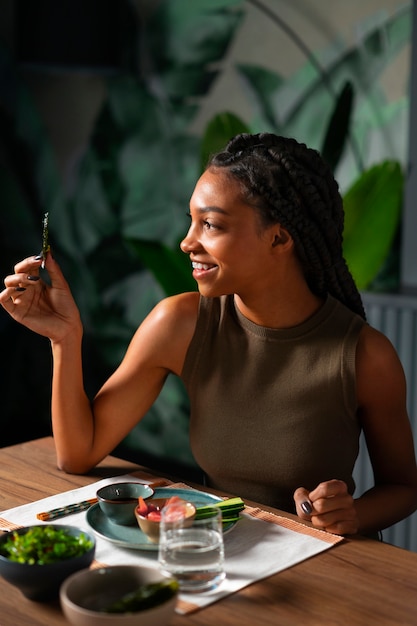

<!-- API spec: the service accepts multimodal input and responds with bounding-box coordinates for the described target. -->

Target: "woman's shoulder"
[151,291,201,325]
[356,323,407,406]
[134,292,201,376]
[357,323,402,366]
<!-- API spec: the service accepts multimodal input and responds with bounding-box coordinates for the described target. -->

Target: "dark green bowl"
[96,482,154,526]
[0,524,96,601]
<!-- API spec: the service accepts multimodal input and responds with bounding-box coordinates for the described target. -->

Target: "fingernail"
[301,500,313,515]
[27,275,40,281]
[15,287,26,292]
[34,254,43,260]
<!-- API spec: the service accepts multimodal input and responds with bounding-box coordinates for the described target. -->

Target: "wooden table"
[1,437,417,626]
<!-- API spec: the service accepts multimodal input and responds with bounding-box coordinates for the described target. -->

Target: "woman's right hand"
[0,252,82,343]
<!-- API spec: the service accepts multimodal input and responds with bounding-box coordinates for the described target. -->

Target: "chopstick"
[36,498,98,521]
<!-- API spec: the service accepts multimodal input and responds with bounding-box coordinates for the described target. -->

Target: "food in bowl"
[0,525,93,564]
[135,496,196,543]
[0,525,95,600]
[60,565,178,626]
[96,482,154,525]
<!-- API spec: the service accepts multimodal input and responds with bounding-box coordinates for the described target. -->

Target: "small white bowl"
[60,565,178,626]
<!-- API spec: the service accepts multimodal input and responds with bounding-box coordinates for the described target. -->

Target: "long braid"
[208,133,366,320]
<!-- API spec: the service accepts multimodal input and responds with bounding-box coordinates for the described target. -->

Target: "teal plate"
[86,487,227,551]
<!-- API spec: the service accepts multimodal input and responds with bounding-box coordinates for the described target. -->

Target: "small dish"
[135,497,196,543]
[96,482,154,526]
[60,565,178,626]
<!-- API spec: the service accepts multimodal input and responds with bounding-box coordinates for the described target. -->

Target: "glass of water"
[158,503,225,593]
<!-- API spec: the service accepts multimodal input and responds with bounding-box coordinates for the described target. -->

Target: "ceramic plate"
[86,487,227,551]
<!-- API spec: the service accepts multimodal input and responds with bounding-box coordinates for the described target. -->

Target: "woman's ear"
[272,225,292,249]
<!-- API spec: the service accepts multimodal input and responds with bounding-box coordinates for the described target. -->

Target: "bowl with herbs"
[60,565,179,626]
[0,524,95,600]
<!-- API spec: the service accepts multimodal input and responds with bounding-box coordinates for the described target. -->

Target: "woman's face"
[180,168,280,298]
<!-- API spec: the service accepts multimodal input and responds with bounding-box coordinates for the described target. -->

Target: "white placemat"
[0,474,343,614]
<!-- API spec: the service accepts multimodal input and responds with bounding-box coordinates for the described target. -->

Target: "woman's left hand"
[294,479,359,535]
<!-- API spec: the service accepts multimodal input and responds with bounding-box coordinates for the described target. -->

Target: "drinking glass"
[158,503,225,593]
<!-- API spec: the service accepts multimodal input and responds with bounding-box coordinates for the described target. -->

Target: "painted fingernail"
[15,287,26,292]
[301,500,313,515]
[27,275,40,281]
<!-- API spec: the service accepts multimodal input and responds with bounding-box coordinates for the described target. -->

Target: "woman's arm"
[294,325,417,535]
[353,325,417,533]
[55,290,199,473]
[1,253,200,474]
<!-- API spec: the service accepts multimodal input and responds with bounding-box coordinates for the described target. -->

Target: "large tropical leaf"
[280,7,410,132]
[320,81,355,172]
[236,63,285,130]
[145,0,244,107]
[235,7,410,164]
[200,112,250,171]
[148,0,244,69]
[342,161,403,290]
[126,239,196,296]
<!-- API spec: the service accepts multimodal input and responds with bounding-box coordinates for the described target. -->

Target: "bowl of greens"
[0,524,95,600]
[60,565,179,626]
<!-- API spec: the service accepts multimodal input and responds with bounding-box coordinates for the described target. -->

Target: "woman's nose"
[180,227,197,254]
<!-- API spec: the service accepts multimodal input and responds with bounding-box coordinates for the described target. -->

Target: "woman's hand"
[294,479,359,535]
[0,253,81,343]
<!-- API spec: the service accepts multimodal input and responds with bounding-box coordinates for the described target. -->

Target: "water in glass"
[158,504,225,593]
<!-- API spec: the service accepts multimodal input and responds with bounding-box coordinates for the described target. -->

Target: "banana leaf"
[320,81,355,172]
[342,161,403,290]
[148,0,244,67]
[200,112,250,171]
[236,63,285,129]
[235,7,410,163]
[127,239,196,296]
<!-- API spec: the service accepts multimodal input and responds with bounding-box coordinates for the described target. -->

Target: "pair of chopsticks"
[36,498,98,521]
[36,479,170,522]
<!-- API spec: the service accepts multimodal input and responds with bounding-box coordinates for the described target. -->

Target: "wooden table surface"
[1,437,417,626]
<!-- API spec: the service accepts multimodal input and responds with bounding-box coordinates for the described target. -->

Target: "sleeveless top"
[181,294,366,512]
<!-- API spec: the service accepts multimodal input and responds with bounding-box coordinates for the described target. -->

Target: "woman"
[2,133,417,536]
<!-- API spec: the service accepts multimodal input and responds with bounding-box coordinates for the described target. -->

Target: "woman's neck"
[233,285,324,329]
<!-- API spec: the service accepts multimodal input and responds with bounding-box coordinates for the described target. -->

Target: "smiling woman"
[182,170,283,302]
[1,132,417,540]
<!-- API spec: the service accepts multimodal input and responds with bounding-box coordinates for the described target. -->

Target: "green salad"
[103,580,179,613]
[0,526,93,565]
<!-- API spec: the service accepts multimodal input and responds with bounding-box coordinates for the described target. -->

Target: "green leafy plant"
[0,1,410,467]
[0,0,245,467]
[232,3,410,291]
[343,161,403,289]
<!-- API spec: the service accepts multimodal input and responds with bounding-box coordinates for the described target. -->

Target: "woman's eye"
[203,220,215,230]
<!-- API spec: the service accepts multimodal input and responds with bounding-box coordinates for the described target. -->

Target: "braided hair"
[207,133,366,320]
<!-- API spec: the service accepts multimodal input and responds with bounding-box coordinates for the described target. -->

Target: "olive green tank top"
[181,294,366,512]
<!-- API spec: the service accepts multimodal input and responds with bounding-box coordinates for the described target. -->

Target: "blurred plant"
[0,0,410,466]
[231,1,410,292]
[0,0,245,466]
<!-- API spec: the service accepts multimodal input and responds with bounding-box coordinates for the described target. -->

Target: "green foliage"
[200,112,251,171]
[343,161,403,290]
[0,1,410,462]
[0,0,245,463]
[320,81,356,173]
[236,6,410,171]
[233,6,410,290]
